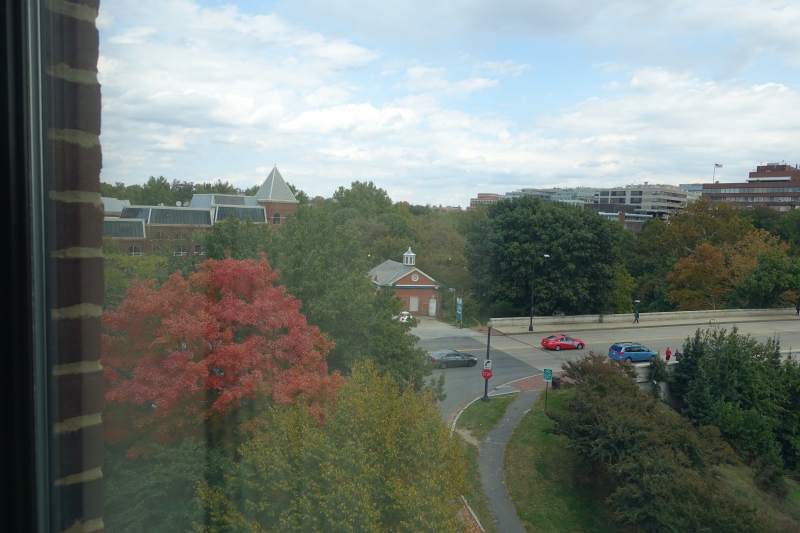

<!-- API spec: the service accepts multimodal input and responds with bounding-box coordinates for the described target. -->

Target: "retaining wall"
[488,307,795,328]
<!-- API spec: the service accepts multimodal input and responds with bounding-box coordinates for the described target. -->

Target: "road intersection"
[415,314,800,420]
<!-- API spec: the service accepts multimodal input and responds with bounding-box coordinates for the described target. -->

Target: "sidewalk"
[477,390,540,533]
[491,313,800,335]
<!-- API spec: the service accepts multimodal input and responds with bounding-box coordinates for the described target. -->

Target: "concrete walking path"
[478,389,540,533]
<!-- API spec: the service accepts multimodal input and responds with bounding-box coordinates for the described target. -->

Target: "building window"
[154,231,168,240]
[630,191,643,196]
[174,245,188,256]
[411,274,419,282]
[630,198,642,204]
[272,213,281,225]
[194,244,204,256]
[126,245,142,256]
[174,232,190,240]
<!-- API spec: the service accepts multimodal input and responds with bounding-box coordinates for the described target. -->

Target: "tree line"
[549,350,798,532]
[105,177,800,321]
[101,175,309,206]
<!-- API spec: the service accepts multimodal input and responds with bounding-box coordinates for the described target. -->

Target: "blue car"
[608,342,657,363]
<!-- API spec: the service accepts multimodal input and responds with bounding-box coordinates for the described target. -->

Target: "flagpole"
[713,164,716,181]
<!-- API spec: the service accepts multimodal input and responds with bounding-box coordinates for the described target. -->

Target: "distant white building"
[595,182,699,216]
[502,187,598,204]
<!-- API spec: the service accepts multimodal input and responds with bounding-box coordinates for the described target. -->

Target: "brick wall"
[259,201,298,225]
[46,0,105,531]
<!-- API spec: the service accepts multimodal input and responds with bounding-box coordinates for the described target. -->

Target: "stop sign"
[482,369,492,380]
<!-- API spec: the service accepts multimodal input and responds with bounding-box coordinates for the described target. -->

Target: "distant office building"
[595,182,698,217]
[596,211,653,233]
[468,193,500,210]
[430,205,462,213]
[502,187,599,205]
[702,163,800,212]
[679,183,704,193]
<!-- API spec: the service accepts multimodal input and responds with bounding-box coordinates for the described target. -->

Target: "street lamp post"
[448,287,456,317]
[528,254,550,332]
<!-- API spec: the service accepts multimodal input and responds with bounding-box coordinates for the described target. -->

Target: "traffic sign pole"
[481,326,492,402]
[543,369,553,412]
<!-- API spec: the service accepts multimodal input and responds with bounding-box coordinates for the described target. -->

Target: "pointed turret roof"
[255,166,299,204]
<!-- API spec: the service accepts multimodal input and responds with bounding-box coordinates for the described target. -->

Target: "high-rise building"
[702,163,800,212]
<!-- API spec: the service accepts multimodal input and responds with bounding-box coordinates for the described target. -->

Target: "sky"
[97,0,800,208]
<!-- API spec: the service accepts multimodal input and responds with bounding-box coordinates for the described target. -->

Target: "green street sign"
[543,368,553,382]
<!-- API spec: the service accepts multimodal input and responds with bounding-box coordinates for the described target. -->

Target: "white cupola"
[403,247,416,266]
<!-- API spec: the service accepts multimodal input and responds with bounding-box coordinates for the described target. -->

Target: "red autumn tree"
[102,254,340,454]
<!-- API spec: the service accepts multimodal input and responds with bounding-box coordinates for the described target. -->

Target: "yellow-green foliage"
[199,361,466,532]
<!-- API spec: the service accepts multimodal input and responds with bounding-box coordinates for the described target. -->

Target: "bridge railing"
[488,307,795,328]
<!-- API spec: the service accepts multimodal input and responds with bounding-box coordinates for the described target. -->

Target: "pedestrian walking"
[633,310,639,324]
[796,303,799,316]
[665,347,672,362]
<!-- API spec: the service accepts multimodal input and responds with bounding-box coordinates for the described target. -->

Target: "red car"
[541,334,585,351]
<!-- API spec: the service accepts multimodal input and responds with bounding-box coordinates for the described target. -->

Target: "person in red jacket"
[665,347,672,362]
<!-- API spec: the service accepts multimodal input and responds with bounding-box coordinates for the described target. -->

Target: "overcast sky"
[97,0,800,207]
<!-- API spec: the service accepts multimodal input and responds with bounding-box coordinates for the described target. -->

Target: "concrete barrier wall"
[488,307,795,328]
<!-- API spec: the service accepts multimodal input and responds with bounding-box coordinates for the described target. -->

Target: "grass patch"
[504,388,635,533]
[461,440,499,533]
[717,464,800,530]
[457,393,518,442]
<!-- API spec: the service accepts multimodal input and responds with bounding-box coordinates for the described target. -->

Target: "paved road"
[415,316,800,420]
[417,334,536,420]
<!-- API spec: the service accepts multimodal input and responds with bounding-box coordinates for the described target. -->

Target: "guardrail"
[488,307,796,328]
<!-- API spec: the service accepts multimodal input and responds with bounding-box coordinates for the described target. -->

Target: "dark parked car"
[608,342,657,363]
[428,349,478,369]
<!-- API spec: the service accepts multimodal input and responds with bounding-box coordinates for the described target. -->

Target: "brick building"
[255,165,299,225]
[702,163,800,212]
[103,165,300,254]
[368,248,440,316]
[467,193,500,210]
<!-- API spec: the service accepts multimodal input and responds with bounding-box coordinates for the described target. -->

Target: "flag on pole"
[715,164,723,168]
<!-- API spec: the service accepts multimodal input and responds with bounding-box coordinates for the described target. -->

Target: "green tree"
[667,243,732,310]
[101,181,129,199]
[242,184,260,196]
[741,205,782,237]
[171,180,196,205]
[140,176,174,206]
[673,327,800,476]
[286,182,309,204]
[103,252,172,310]
[549,353,777,532]
[104,438,226,533]
[633,198,754,312]
[195,179,237,195]
[776,208,800,250]
[332,181,394,218]
[465,196,628,315]
[730,249,800,308]
[408,212,474,297]
[196,216,271,260]
[200,361,466,533]
[269,204,432,392]
[608,265,636,313]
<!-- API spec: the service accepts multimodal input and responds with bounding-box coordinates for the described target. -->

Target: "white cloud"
[479,60,531,76]
[402,66,498,96]
[97,0,800,208]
